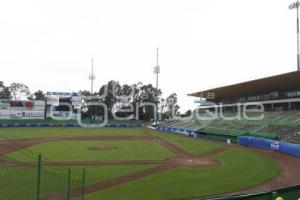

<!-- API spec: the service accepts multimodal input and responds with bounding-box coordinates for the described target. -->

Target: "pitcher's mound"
[88,145,119,151]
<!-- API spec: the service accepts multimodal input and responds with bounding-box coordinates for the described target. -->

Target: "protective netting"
[0,155,37,200]
[0,139,85,200]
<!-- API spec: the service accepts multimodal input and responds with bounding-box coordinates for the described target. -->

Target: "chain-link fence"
[0,140,86,200]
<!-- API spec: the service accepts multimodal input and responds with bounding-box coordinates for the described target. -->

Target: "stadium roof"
[188,71,300,100]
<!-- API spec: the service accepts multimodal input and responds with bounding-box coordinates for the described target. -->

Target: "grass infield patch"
[5,140,175,161]
[81,148,279,200]
[147,130,222,156]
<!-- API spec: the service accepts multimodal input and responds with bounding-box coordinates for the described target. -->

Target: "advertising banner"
[0,110,10,119]
[71,96,82,108]
[22,111,44,119]
[10,110,23,119]
[33,101,45,111]
[47,95,60,106]
[238,136,300,158]
[0,100,10,110]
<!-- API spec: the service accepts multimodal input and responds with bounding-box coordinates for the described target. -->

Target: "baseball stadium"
[1,70,300,200]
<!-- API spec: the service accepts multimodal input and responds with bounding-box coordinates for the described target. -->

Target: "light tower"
[154,48,160,89]
[153,47,160,126]
[289,1,300,71]
[89,58,96,94]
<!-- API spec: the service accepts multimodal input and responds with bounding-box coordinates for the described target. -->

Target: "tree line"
[0,81,46,101]
[0,81,180,121]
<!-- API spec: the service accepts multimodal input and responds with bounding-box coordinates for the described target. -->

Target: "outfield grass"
[0,119,142,124]
[0,127,143,139]
[147,130,222,156]
[5,140,174,161]
[81,148,279,200]
[0,119,78,124]
[0,165,155,200]
[0,128,280,200]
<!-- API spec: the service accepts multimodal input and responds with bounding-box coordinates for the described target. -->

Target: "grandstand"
[160,71,300,144]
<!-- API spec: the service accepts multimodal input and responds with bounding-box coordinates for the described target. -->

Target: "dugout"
[198,127,248,143]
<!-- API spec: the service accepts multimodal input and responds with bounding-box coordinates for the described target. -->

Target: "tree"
[99,80,121,119]
[9,82,31,100]
[164,93,180,119]
[185,110,192,116]
[81,80,170,122]
[79,90,91,96]
[113,84,135,119]
[33,90,46,101]
[27,94,34,100]
[133,83,162,121]
[0,81,11,99]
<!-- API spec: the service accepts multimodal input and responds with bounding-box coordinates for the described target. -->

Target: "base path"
[0,130,227,200]
[229,147,300,195]
[41,146,225,200]
[1,129,300,200]
[0,137,53,155]
[193,145,300,200]
[0,135,154,155]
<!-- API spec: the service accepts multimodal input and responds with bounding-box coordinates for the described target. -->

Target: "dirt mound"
[3,129,300,200]
[87,145,119,151]
[162,157,221,168]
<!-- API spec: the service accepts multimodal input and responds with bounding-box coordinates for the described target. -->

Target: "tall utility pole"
[155,48,160,89]
[89,58,96,94]
[153,48,160,126]
[289,0,300,71]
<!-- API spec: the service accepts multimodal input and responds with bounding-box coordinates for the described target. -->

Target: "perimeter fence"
[0,138,86,200]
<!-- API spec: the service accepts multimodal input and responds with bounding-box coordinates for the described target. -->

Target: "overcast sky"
[0,0,298,112]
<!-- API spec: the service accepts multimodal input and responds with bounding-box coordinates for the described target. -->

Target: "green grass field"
[6,140,174,161]
[0,165,156,200]
[0,127,279,200]
[147,130,222,156]
[0,127,144,139]
[82,149,278,200]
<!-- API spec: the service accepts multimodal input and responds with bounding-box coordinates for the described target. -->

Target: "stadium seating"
[160,110,300,143]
